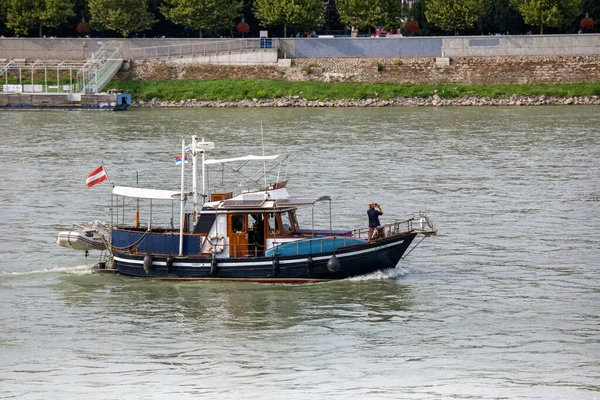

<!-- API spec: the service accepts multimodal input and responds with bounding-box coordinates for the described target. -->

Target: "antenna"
[261,122,267,191]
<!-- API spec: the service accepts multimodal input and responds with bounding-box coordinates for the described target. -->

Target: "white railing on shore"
[128,38,276,60]
[0,59,88,93]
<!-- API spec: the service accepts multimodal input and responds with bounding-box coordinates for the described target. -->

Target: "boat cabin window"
[268,213,279,233]
[267,212,297,235]
[231,215,245,233]
[290,211,299,231]
[281,212,293,233]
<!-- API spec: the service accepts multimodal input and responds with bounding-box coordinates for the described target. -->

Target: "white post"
[178,137,186,256]
[201,138,207,204]
[194,138,214,206]
[192,135,198,218]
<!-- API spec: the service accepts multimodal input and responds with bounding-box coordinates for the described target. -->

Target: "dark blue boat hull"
[112,232,417,282]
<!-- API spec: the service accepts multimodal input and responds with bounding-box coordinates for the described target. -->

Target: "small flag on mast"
[175,155,189,165]
[86,166,108,187]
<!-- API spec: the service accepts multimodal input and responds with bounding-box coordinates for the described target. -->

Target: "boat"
[62,136,436,282]
[56,221,109,253]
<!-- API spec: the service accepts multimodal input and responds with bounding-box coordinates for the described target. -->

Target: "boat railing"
[226,217,425,257]
[352,218,416,240]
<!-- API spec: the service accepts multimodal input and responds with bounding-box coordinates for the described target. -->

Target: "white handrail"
[129,38,275,60]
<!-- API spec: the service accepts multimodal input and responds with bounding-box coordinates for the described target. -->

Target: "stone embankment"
[119,55,600,85]
[134,94,600,108]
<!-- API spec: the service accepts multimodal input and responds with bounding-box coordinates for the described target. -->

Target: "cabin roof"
[112,186,192,200]
[276,196,331,206]
[204,154,281,165]
[215,195,330,210]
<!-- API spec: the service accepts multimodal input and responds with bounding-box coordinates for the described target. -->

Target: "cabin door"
[228,214,249,257]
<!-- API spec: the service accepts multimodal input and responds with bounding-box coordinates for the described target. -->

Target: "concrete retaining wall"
[442,35,600,57]
[280,35,600,58]
[1,35,600,60]
[280,37,443,58]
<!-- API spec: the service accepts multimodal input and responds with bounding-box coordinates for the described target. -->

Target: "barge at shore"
[0,92,131,111]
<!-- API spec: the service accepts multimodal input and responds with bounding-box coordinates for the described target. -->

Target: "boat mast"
[201,137,206,207]
[178,137,186,256]
[191,135,198,218]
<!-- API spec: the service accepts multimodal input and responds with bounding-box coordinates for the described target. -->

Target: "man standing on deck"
[367,203,383,241]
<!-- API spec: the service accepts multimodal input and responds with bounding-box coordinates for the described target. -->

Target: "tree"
[336,0,407,34]
[254,0,323,37]
[479,0,526,35]
[3,0,74,37]
[580,0,600,19]
[509,0,581,34]
[335,0,386,34]
[161,0,242,37]
[0,1,7,34]
[89,0,156,37]
[405,0,439,36]
[577,0,599,32]
[379,0,408,31]
[425,0,488,34]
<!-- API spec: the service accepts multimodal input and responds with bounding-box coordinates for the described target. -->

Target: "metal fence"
[128,38,276,60]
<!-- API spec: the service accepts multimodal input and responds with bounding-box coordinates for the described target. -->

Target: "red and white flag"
[86,166,108,187]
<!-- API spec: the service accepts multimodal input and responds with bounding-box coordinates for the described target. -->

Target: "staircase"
[77,41,123,93]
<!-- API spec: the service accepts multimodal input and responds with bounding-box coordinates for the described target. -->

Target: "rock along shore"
[133,94,600,108]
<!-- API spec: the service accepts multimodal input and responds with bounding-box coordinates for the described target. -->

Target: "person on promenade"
[367,202,384,241]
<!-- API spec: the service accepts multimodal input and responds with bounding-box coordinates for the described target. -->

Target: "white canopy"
[112,186,186,200]
[204,155,280,165]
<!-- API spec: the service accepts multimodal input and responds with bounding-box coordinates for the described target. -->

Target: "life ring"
[208,246,224,254]
[207,234,226,253]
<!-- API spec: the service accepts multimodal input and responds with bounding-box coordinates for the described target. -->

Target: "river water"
[0,107,599,399]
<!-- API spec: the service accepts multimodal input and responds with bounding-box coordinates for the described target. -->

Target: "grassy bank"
[109,78,600,102]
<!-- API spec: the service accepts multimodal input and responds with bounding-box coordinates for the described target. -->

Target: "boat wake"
[0,265,95,276]
[348,266,408,281]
